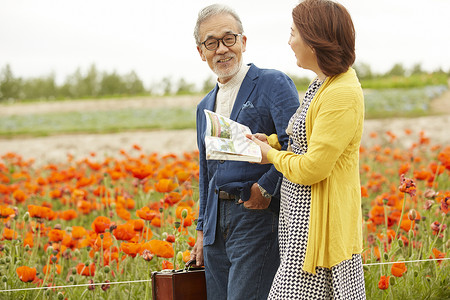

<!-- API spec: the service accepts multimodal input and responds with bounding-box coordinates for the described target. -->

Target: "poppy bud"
[104,266,110,274]
[46,246,54,255]
[389,276,395,286]
[398,239,404,247]
[407,209,417,221]
[181,209,188,219]
[174,222,181,229]
[88,279,95,290]
[384,253,389,260]
[74,249,81,257]
[142,250,154,262]
[57,292,64,300]
[102,280,110,291]
[423,189,437,199]
[176,251,183,264]
[166,235,175,243]
[1,275,6,283]
[423,200,434,210]
[23,212,30,222]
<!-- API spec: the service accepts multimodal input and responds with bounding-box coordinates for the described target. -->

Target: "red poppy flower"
[16,266,36,282]
[148,240,174,258]
[76,262,96,276]
[378,275,390,290]
[91,216,111,233]
[113,223,135,241]
[136,206,159,221]
[48,229,65,242]
[391,262,407,277]
[398,174,416,196]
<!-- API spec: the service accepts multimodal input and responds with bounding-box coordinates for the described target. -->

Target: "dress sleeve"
[267,90,360,186]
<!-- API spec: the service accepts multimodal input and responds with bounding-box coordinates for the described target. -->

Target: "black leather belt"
[218,190,236,200]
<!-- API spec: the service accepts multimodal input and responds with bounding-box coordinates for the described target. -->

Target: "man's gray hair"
[194,4,244,46]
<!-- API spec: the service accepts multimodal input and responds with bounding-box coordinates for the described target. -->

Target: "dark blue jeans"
[204,199,280,300]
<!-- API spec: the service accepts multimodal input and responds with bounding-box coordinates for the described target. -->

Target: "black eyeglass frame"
[201,33,243,51]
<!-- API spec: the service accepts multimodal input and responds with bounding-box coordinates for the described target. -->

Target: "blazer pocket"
[237,104,260,129]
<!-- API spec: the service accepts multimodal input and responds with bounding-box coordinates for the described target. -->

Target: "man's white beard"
[214,58,242,82]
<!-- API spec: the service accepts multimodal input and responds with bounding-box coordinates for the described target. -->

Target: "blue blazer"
[196,64,299,245]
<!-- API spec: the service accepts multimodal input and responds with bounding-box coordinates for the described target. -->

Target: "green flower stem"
[33,255,51,300]
[29,224,41,265]
[428,213,447,256]
[145,262,151,300]
[395,193,408,239]
[383,203,389,243]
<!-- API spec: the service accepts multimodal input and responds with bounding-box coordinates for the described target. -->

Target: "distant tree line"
[0,63,448,102]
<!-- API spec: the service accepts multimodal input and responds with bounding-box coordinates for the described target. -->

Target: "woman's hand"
[246,133,273,164]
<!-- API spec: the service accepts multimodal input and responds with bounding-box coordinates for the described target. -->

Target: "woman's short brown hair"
[292,0,355,76]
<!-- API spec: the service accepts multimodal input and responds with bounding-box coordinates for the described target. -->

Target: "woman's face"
[288,22,316,71]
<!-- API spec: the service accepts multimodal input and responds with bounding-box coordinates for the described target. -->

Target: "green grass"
[0,107,196,138]
[0,85,448,138]
[364,85,447,119]
[360,73,448,89]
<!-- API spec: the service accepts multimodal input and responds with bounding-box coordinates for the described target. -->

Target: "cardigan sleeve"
[267,90,360,186]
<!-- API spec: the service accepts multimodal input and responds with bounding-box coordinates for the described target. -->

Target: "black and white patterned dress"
[268,79,366,299]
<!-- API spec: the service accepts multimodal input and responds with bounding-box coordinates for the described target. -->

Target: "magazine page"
[204,109,262,162]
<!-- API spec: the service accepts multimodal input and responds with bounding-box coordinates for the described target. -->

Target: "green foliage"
[361,73,448,89]
[0,107,196,137]
[1,63,449,102]
[354,62,449,89]
[0,64,22,100]
[287,74,312,91]
[364,85,448,119]
[201,75,216,93]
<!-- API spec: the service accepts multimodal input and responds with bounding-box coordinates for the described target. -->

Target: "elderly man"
[190,4,299,299]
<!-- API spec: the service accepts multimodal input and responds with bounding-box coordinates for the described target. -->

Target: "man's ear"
[197,46,206,62]
[241,35,247,53]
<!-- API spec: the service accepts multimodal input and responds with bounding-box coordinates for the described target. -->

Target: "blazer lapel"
[205,85,219,112]
[230,64,258,121]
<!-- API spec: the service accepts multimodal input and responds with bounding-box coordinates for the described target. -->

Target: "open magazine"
[204,109,262,162]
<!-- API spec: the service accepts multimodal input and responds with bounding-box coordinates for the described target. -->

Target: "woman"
[249,0,366,298]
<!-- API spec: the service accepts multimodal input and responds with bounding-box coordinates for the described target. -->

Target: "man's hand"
[238,182,271,209]
[190,231,204,266]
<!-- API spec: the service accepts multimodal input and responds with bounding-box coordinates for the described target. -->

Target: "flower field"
[0,130,448,299]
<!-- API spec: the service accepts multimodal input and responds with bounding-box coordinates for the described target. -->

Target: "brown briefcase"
[151,260,207,300]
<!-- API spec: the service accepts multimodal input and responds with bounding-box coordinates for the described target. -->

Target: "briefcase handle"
[184,259,204,271]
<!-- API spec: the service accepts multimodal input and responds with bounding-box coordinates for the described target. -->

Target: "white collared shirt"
[215,64,250,118]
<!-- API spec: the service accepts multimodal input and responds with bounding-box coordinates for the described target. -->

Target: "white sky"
[1,0,449,88]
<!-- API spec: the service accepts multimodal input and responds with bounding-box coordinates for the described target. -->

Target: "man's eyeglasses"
[201,33,242,51]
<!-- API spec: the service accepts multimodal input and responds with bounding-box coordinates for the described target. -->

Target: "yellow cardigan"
[267,68,364,274]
